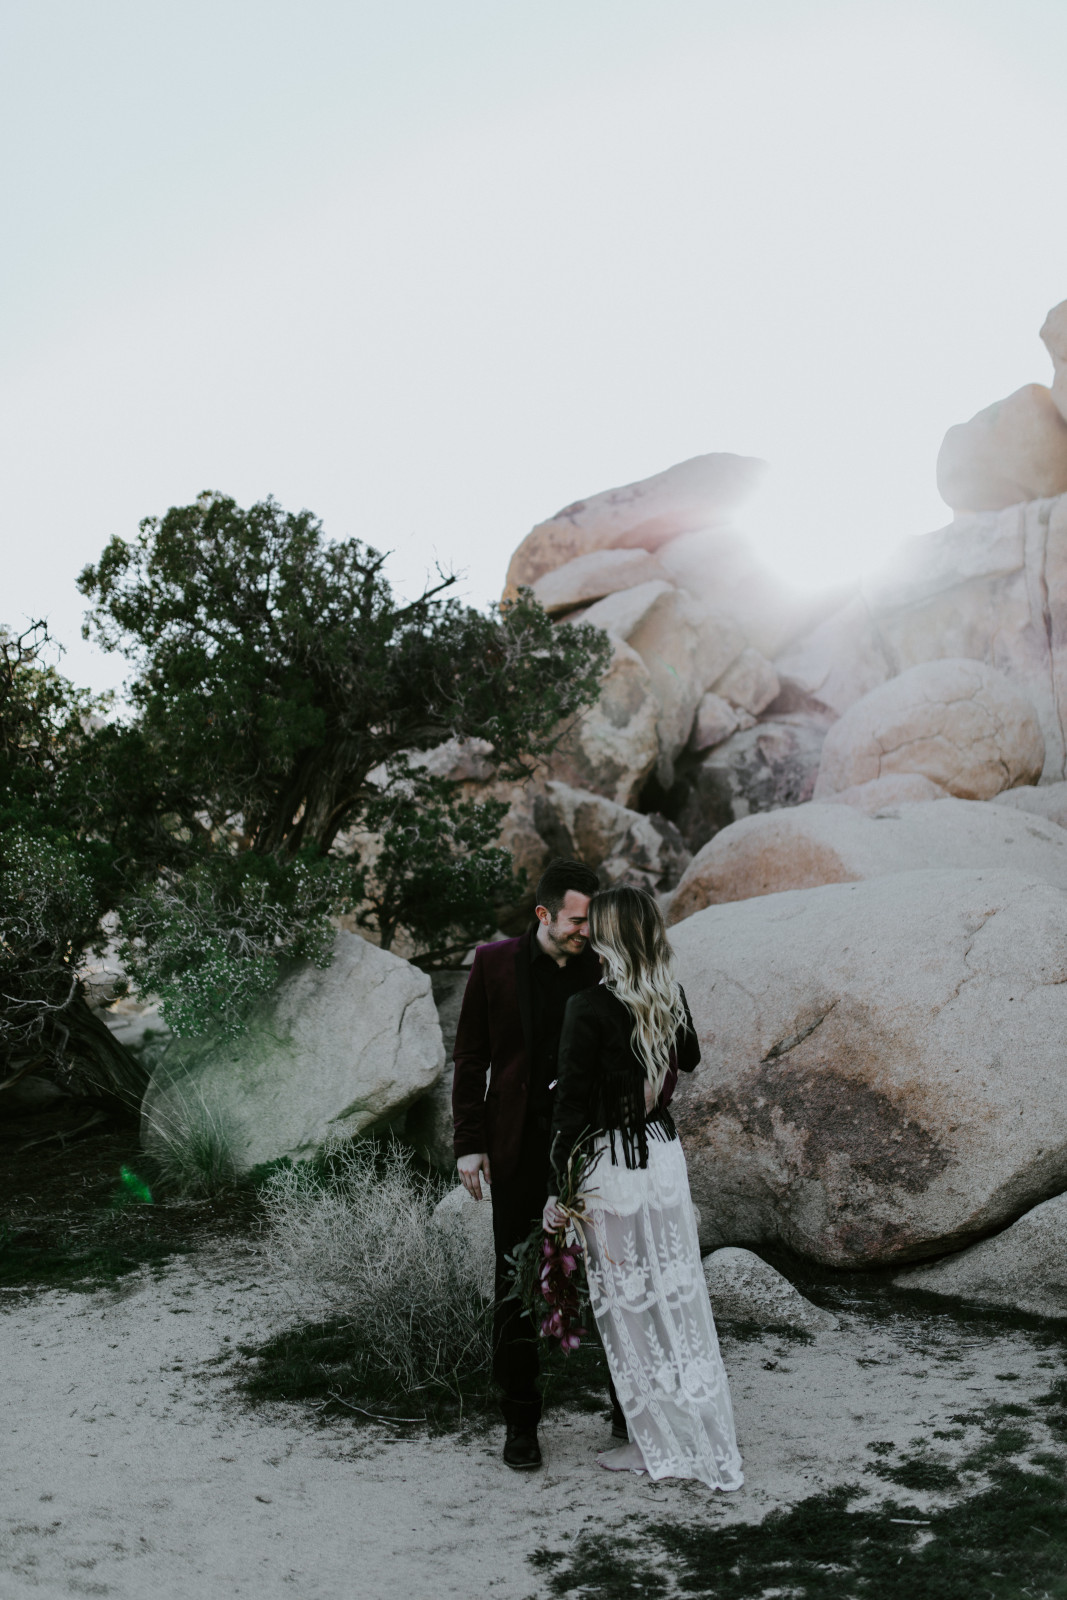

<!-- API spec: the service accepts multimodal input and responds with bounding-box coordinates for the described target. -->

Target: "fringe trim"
[606,1105,678,1171]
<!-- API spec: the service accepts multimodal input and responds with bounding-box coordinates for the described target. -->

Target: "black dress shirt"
[526,934,599,1123]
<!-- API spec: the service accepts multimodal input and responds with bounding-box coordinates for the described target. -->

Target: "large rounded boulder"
[936,383,1067,512]
[894,1190,1067,1321]
[1040,298,1067,425]
[813,657,1045,802]
[670,868,1067,1266]
[667,796,1067,921]
[504,453,764,596]
[142,932,444,1173]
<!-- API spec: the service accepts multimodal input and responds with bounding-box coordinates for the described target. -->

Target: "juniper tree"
[0,623,145,1106]
[78,491,609,1026]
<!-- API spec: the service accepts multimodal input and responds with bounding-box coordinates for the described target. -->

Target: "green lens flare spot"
[117,1165,153,1205]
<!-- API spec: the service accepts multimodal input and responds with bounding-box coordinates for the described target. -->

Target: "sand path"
[2,1239,1062,1599]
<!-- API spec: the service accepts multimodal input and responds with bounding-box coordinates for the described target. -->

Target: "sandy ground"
[2,1240,1065,1600]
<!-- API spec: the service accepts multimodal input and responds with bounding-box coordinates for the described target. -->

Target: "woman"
[543,885,743,1491]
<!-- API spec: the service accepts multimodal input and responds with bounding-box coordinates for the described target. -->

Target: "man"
[452,857,603,1470]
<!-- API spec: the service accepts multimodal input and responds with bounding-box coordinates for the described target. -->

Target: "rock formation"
[812,658,1045,802]
[893,1191,1067,1321]
[702,1247,839,1333]
[1040,298,1067,423]
[936,384,1067,513]
[855,498,1067,781]
[488,451,850,853]
[669,868,1067,1267]
[667,797,1067,921]
[504,452,765,596]
[548,639,661,807]
[405,303,1067,1258]
[564,580,747,789]
[774,595,892,718]
[531,781,690,894]
[531,548,670,616]
[672,714,833,853]
[142,932,444,1173]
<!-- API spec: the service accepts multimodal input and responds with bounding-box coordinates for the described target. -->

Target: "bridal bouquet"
[507,1137,601,1355]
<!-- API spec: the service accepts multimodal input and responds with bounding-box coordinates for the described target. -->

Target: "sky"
[5,0,1067,694]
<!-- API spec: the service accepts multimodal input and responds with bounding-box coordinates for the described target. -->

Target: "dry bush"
[259,1139,490,1397]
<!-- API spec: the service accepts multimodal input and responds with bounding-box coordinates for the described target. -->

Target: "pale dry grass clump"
[146,1082,240,1197]
[259,1139,491,1396]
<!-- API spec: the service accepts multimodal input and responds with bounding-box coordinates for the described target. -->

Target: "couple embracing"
[452,858,743,1491]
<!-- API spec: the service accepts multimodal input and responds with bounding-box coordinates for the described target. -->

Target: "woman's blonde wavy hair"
[588,885,687,1097]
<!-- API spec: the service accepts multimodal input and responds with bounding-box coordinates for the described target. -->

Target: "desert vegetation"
[259,1139,491,1403]
[0,491,609,1109]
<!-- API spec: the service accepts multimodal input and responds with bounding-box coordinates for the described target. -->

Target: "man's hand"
[458,1151,492,1201]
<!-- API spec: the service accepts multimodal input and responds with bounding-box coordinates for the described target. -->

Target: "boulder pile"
[445,297,1067,1287]
[127,292,1067,1304]
[477,303,1067,872]
[468,451,849,864]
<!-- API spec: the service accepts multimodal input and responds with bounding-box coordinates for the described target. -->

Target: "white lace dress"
[581,1132,743,1491]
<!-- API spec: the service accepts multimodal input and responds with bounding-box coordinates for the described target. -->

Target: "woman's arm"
[656,988,700,1112]
[676,988,701,1073]
[548,992,601,1189]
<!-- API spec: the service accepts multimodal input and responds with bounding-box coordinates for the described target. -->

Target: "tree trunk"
[50,989,149,1119]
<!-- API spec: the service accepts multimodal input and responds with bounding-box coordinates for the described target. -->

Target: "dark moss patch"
[0,1109,263,1296]
[534,1464,1067,1598]
[868,1456,961,1492]
[237,1316,475,1429]
[530,1535,669,1599]
[1034,1376,1067,1437]
[962,1426,1032,1473]
[0,1216,184,1292]
[238,1311,614,1434]
[717,1320,815,1347]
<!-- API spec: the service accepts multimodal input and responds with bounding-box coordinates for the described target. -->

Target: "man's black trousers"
[490,1118,551,1431]
[489,1115,620,1433]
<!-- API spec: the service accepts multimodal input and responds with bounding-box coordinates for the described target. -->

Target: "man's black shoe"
[503,1426,542,1470]
[610,1406,628,1441]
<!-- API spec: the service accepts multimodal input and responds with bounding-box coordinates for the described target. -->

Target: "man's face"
[536,890,591,959]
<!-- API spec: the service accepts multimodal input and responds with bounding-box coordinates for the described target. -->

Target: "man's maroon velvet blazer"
[451,931,590,1183]
[451,930,681,1185]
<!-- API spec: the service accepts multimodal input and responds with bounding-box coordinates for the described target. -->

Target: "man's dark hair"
[534,857,600,918]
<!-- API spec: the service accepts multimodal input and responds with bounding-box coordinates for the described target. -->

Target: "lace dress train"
[582,1133,743,1491]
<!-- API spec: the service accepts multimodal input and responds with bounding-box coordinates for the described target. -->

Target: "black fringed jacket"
[548,983,700,1188]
